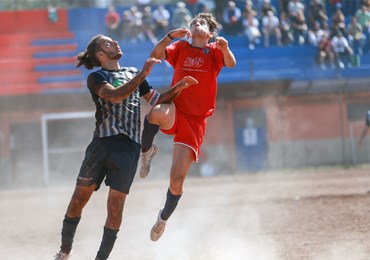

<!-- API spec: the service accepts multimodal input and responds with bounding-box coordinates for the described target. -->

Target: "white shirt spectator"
[288,0,305,18]
[152,5,170,23]
[331,34,350,53]
[262,11,280,29]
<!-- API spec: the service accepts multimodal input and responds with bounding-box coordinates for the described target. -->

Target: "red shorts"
[161,104,207,162]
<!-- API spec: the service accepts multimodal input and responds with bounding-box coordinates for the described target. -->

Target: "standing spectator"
[170,1,193,30]
[222,0,243,36]
[307,0,328,29]
[47,3,58,23]
[262,10,282,47]
[355,5,370,33]
[105,4,121,39]
[347,16,366,56]
[243,13,261,49]
[290,9,308,45]
[331,31,354,68]
[152,5,171,38]
[280,11,294,45]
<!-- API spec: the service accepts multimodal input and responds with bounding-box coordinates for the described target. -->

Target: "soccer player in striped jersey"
[53,34,197,260]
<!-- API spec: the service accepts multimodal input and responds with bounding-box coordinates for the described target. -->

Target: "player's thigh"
[147,103,175,129]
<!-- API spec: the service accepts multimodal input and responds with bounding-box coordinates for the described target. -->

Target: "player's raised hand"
[141,57,161,76]
[167,27,192,40]
[215,36,229,52]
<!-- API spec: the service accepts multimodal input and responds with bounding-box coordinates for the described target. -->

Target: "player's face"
[98,37,122,60]
[190,18,211,37]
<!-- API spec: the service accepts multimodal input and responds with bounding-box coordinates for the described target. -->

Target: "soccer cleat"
[150,209,167,241]
[53,250,72,260]
[139,144,158,178]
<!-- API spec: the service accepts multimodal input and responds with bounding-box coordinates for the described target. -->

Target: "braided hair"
[76,34,104,70]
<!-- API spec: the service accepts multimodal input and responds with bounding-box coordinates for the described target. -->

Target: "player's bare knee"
[107,195,124,217]
[170,179,185,194]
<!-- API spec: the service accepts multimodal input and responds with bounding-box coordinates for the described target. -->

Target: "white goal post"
[41,111,95,185]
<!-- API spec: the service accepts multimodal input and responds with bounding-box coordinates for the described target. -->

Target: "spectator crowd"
[104,0,370,69]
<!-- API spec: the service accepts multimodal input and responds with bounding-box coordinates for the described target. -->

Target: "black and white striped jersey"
[87,67,152,144]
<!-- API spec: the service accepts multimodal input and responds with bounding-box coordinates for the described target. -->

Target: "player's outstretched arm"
[96,58,160,103]
[150,27,191,60]
[156,76,198,104]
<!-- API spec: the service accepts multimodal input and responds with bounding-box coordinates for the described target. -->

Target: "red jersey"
[166,40,225,116]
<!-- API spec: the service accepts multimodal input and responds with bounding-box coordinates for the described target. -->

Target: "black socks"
[161,188,182,221]
[60,216,81,253]
[141,116,159,153]
[96,226,119,260]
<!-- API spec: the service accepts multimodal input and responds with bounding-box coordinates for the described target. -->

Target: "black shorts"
[77,134,140,194]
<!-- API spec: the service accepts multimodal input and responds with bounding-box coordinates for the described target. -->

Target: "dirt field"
[1,166,370,260]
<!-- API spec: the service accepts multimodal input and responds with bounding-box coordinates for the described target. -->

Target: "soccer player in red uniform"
[139,12,236,241]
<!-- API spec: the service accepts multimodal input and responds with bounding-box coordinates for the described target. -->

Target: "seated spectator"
[355,5,370,33]
[141,6,157,43]
[347,16,366,55]
[171,2,192,29]
[171,1,193,30]
[290,9,308,45]
[308,21,325,46]
[317,34,335,69]
[279,0,291,14]
[288,0,305,20]
[136,0,151,11]
[222,0,243,36]
[331,31,354,68]
[330,7,346,36]
[126,6,144,42]
[317,33,335,69]
[121,10,132,41]
[242,0,257,19]
[105,4,121,39]
[280,11,294,45]
[243,13,261,49]
[187,0,199,16]
[307,0,328,29]
[260,0,277,17]
[362,0,370,8]
[262,10,282,47]
[152,5,170,38]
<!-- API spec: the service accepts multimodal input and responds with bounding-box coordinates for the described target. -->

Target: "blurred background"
[1,0,370,189]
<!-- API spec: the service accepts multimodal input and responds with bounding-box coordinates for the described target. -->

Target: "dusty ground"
[1,166,370,260]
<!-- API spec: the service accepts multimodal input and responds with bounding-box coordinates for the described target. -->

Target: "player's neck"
[101,60,120,71]
[191,37,209,48]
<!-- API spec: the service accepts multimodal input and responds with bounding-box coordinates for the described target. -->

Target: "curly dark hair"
[76,34,104,70]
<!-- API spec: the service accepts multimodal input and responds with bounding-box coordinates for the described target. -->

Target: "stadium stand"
[2,1,370,96]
